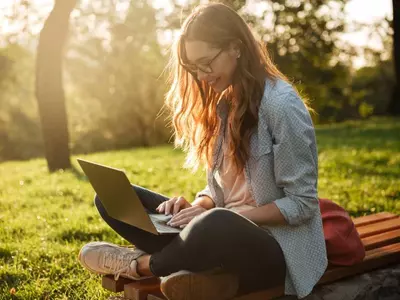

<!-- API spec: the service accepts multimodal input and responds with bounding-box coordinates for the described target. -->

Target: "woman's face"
[184,40,239,93]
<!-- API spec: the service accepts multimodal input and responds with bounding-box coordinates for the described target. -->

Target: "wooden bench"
[102,212,400,300]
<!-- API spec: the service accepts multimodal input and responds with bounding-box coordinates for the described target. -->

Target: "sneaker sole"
[160,271,238,300]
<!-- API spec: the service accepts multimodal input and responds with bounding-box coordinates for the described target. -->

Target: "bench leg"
[146,294,167,300]
[103,275,133,293]
[123,278,162,300]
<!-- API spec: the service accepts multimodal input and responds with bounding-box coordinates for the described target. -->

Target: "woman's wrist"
[239,202,288,226]
[192,195,215,210]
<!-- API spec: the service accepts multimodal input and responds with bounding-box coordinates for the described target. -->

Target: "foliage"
[164,0,354,122]
[0,117,399,299]
[255,0,351,122]
[0,44,43,161]
[0,0,395,161]
[351,60,395,117]
[65,0,170,153]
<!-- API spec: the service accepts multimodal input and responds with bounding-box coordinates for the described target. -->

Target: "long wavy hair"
[165,3,289,172]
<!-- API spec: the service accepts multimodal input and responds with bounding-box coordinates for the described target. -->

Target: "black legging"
[94,184,286,294]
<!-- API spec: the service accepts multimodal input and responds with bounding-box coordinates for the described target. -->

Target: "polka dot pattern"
[196,79,328,298]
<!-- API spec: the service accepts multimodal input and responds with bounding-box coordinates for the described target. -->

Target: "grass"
[0,117,399,299]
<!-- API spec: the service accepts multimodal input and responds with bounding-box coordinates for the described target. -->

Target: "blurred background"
[0,3,399,298]
[0,0,397,170]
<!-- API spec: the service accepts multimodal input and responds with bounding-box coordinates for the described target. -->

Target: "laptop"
[77,158,181,235]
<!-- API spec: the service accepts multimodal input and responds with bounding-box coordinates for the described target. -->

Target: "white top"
[215,128,256,212]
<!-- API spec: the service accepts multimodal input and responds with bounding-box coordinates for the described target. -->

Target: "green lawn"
[0,117,399,299]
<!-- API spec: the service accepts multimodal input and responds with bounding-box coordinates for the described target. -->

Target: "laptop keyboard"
[153,219,177,231]
[149,214,181,233]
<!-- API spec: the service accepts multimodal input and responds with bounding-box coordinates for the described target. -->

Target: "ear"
[228,40,242,58]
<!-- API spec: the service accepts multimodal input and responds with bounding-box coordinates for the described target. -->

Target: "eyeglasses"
[180,48,224,74]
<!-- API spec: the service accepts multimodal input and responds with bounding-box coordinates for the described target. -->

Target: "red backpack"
[319,198,365,266]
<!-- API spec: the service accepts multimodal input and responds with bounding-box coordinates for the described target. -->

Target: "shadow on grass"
[0,248,12,263]
[57,228,114,243]
[69,165,89,182]
[0,271,27,288]
[338,160,400,179]
[316,125,400,151]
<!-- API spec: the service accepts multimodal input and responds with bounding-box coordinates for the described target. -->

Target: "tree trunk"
[388,0,400,115]
[35,0,76,172]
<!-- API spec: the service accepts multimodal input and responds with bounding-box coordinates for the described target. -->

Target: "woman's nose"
[196,70,208,81]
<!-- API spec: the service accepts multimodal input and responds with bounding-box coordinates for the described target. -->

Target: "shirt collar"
[216,97,229,120]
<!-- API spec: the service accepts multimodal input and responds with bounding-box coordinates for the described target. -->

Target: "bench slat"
[362,229,400,251]
[353,212,397,227]
[233,286,283,300]
[358,217,400,238]
[319,242,400,284]
[233,242,400,300]
[147,294,166,300]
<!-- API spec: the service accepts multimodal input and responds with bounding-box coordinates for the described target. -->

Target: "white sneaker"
[78,241,151,281]
[160,269,239,300]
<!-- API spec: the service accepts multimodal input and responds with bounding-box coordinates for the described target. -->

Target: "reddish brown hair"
[165,3,289,172]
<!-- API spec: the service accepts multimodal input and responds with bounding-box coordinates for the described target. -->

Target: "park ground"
[0,117,399,299]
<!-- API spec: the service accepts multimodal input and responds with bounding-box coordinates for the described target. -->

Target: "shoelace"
[103,252,135,280]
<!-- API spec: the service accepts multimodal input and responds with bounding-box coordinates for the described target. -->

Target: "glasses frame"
[180,48,225,74]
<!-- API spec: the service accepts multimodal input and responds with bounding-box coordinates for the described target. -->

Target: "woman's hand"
[156,196,192,215]
[167,205,207,228]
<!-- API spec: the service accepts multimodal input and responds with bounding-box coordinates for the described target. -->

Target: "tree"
[36,0,76,171]
[65,0,168,152]
[388,0,400,115]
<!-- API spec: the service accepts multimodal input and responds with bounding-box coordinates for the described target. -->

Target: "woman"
[78,3,327,299]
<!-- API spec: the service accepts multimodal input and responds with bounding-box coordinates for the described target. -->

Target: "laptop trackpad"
[149,214,182,234]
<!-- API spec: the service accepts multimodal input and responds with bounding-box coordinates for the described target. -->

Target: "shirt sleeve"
[263,90,319,226]
[195,184,213,201]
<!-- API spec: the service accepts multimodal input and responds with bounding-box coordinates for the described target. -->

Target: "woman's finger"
[168,209,190,225]
[170,214,193,227]
[168,211,185,224]
[156,202,165,213]
[169,206,196,223]
[164,197,177,215]
[169,206,204,226]
[173,196,188,215]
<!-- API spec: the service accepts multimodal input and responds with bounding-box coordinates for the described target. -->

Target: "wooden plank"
[147,293,167,300]
[233,243,400,300]
[353,212,397,227]
[233,285,283,300]
[364,242,400,259]
[319,243,400,284]
[102,275,134,293]
[362,229,400,251]
[123,278,161,300]
[357,218,400,238]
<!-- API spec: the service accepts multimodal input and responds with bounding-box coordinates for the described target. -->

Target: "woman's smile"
[207,77,220,87]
